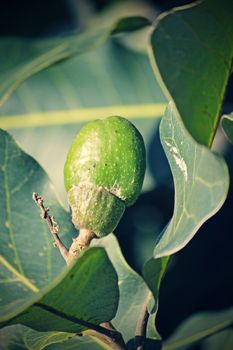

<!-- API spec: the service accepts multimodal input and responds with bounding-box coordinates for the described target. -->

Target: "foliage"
[0,0,232,349]
[149,0,233,146]
[163,307,233,350]
[0,17,151,108]
[221,113,233,144]
[153,103,228,258]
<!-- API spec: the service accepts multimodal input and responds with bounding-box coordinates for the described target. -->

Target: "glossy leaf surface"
[149,0,233,146]
[0,130,119,333]
[154,103,229,258]
[0,17,151,107]
[0,41,165,203]
[0,325,105,350]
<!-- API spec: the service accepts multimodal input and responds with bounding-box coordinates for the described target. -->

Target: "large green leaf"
[0,325,26,349]
[24,329,74,350]
[0,16,150,107]
[22,234,166,348]
[0,248,118,332]
[0,325,105,350]
[0,40,165,129]
[142,256,169,344]
[221,113,233,144]
[95,234,159,345]
[0,129,119,333]
[0,231,162,348]
[0,41,165,202]
[143,257,169,305]
[0,128,163,346]
[163,307,233,350]
[42,334,106,350]
[149,0,233,146]
[201,329,233,350]
[26,235,165,347]
[0,128,74,300]
[153,102,229,258]
[1,247,118,333]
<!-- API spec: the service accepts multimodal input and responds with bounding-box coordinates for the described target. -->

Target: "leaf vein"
[3,136,25,276]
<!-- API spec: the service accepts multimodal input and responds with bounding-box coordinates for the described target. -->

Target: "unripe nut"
[64,116,146,237]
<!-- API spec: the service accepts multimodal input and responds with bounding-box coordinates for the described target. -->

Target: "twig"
[32,192,69,263]
[32,192,127,350]
[67,228,96,264]
[32,193,97,264]
[135,298,150,350]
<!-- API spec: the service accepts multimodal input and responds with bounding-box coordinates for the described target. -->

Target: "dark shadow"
[127,337,161,350]
[0,0,76,37]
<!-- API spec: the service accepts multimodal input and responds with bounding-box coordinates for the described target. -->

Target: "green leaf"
[0,35,166,201]
[24,233,165,347]
[163,307,233,350]
[143,257,169,304]
[95,234,158,343]
[0,41,165,202]
[24,329,73,350]
[201,329,233,350]
[1,246,119,333]
[0,325,27,349]
[154,102,229,258]
[0,16,151,107]
[142,257,169,342]
[149,0,233,146]
[221,113,233,144]
[0,325,107,350]
[0,41,165,129]
[0,128,74,302]
[111,16,151,34]
[0,127,161,346]
[0,129,119,333]
[45,334,107,350]
[0,233,161,348]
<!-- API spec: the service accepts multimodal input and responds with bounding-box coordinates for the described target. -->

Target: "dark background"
[0,0,194,37]
[1,0,232,343]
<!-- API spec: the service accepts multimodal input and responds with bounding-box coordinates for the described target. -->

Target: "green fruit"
[64,116,146,237]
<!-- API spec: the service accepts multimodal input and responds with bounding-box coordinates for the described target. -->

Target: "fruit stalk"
[67,229,96,264]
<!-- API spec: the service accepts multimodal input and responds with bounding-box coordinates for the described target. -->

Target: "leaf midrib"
[0,103,166,129]
[1,136,39,293]
[3,137,25,275]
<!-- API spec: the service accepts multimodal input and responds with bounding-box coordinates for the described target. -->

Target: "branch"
[32,193,126,350]
[67,228,96,264]
[32,193,97,264]
[32,192,69,263]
